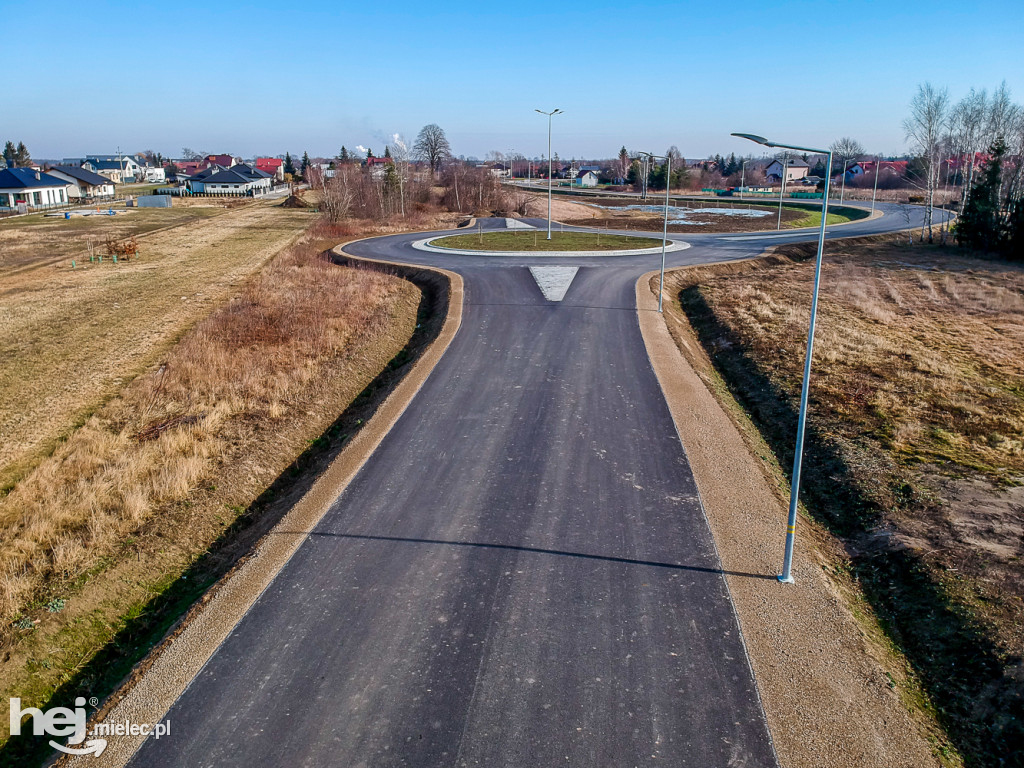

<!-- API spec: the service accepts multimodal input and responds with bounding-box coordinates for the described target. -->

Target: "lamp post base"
[777,574,795,584]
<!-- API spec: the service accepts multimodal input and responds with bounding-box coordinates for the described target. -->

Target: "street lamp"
[535,108,563,239]
[732,132,834,584]
[638,151,672,313]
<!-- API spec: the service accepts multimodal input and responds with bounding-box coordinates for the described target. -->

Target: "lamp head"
[732,132,773,147]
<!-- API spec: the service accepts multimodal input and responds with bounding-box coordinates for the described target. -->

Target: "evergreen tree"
[384,145,392,158]
[2,141,15,168]
[1008,197,1024,260]
[956,138,1006,252]
[627,159,642,188]
[339,146,349,162]
[300,151,310,176]
[15,142,30,166]
[366,148,375,159]
[283,152,295,175]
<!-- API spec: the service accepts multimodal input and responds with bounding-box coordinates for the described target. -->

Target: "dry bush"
[0,222,408,626]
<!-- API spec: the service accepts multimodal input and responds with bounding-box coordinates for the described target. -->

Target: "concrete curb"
[411,235,691,258]
[68,241,464,768]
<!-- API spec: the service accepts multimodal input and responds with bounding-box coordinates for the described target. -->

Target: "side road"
[637,269,942,767]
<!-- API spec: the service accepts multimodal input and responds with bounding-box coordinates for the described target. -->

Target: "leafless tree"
[389,133,411,217]
[413,124,451,177]
[904,83,949,242]
[829,137,864,179]
[949,88,989,209]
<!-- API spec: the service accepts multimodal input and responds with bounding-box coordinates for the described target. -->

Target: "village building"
[765,158,810,182]
[46,165,116,199]
[0,168,72,210]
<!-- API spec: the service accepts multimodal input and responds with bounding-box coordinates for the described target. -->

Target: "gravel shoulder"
[636,269,944,768]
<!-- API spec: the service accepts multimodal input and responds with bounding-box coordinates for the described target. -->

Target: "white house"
[576,169,599,187]
[0,168,72,210]
[187,164,273,195]
[46,166,116,199]
[144,167,166,183]
[81,156,143,183]
[765,158,810,183]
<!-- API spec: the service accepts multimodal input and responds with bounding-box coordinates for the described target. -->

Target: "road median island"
[636,266,944,768]
[0,223,464,768]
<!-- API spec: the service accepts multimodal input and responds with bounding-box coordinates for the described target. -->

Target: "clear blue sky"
[5,0,1023,161]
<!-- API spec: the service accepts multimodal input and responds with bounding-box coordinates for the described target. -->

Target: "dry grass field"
[666,237,1024,765]
[0,201,313,494]
[0,201,466,763]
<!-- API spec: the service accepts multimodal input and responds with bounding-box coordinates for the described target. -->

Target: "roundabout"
[412,222,691,258]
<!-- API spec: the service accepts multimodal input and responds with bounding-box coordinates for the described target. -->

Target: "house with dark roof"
[765,157,810,182]
[845,160,908,182]
[0,168,73,210]
[186,164,273,195]
[46,166,116,199]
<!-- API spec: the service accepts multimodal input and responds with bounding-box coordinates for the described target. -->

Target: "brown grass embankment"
[665,236,1024,765]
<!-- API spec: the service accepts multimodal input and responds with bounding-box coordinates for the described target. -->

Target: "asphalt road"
[129,203,946,767]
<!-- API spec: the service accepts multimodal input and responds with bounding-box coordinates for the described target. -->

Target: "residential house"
[186,164,273,195]
[576,169,600,187]
[366,156,393,179]
[46,165,116,199]
[0,168,72,210]
[256,157,284,181]
[765,158,810,182]
[845,160,908,182]
[201,154,242,169]
[82,155,144,182]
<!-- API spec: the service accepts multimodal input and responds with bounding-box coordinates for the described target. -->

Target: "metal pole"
[778,149,833,584]
[659,155,670,313]
[777,152,788,230]
[839,159,848,204]
[547,115,553,239]
[871,155,880,214]
[740,160,745,199]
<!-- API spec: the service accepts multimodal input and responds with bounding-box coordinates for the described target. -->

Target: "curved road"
[130,203,946,768]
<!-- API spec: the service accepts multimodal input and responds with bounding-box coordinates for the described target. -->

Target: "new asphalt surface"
[129,202,947,767]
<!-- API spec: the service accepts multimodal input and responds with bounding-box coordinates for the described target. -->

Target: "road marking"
[719,232,811,241]
[505,218,535,230]
[528,266,578,302]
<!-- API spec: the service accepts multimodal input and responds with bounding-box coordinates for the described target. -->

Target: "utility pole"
[777,152,788,230]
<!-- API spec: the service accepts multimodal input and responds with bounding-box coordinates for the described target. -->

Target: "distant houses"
[256,157,284,181]
[845,160,908,181]
[0,168,72,211]
[765,158,810,183]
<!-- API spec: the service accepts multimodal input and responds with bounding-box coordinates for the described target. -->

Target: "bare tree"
[830,137,864,202]
[413,124,451,177]
[904,83,949,242]
[389,133,411,217]
[949,88,989,209]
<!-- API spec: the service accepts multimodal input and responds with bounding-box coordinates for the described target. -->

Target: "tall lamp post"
[638,151,672,313]
[535,108,562,240]
[733,132,834,584]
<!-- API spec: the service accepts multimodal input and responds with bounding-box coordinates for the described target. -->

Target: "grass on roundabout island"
[430,230,664,252]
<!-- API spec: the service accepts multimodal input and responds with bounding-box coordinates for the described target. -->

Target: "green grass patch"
[431,231,663,252]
